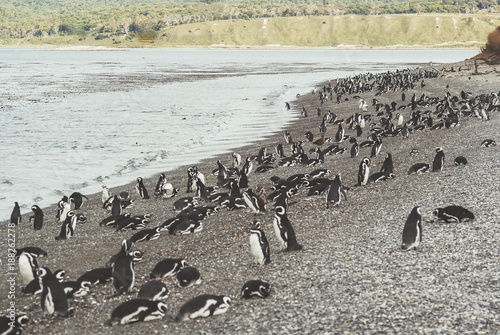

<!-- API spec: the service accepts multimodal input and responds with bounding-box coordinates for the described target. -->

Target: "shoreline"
[1,58,499,334]
[0,44,482,51]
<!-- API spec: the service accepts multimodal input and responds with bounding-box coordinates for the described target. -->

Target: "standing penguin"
[55,211,76,240]
[273,207,302,251]
[358,157,371,186]
[249,221,271,265]
[110,195,123,216]
[335,123,344,142]
[57,197,71,223]
[29,205,43,230]
[401,206,423,251]
[232,152,242,168]
[350,140,359,158]
[135,177,150,199]
[432,147,445,172]
[38,267,73,317]
[370,139,382,158]
[19,252,39,285]
[112,239,135,295]
[380,152,394,177]
[10,202,21,225]
[102,185,112,204]
[325,174,346,208]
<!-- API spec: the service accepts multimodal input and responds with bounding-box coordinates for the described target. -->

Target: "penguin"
[433,205,474,223]
[114,214,151,231]
[275,143,285,158]
[62,280,91,298]
[249,220,271,265]
[380,152,394,177]
[325,174,346,208]
[112,239,135,295]
[283,131,292,144]
[0,313,29,335]
[432,147,445,172]
[18,252,39,285]
[173,197,199,211]
[129,227,161,243]
[232,152,242,168]
[29,205,43,230]
[55,211,76,240]
[176,266,202,288]
[241,280,271,299]
[135,177,150,199]
[367,171,391,183]
[408,163,430,175]
[350,140,359,158]
[454,156,468,166]
[304,131,314,142]
[154,173,167,197]
[150,258,187,279]
[102,185,112,204]
[110,195,123,216]
[69,192,88,210]
[370,140,382,158]
[308,168,331,179]
[242,189,266,214]
[10,202,21,225]
[109,299,167,325]
[273,207,302,251]
[171,220,203,235]
[56,196,70,223]
[481,139,496,147]
[395,113,404,126]
[77,267,113,287]
[176,295,231,321]
[335,123,344,142]
[138,281,169,301]
[38,267,73,317]
[255,165,274,174]
[22,269,65,296]
[357,157,371,186]
[401,206,422,251]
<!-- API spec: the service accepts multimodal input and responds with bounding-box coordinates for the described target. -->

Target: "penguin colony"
[4,65,499,333]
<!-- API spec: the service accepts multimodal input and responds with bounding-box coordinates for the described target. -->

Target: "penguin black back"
[401,206,422,251]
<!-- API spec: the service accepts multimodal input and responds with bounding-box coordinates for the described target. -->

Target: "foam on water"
[0,49,477,220]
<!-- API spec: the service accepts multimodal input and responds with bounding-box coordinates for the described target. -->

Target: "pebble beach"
[1,58,499,334]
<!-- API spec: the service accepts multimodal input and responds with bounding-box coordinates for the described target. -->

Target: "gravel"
[1,59,499,334]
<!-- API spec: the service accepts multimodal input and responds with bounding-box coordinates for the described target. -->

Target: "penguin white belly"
[249,234,264,264]
[121,307,147,325]
[273,221,287,250]
[19,256,35,284]
[44,287,55,315]
[190,300,217,319]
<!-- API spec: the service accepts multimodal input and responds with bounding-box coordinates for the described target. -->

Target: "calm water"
[0,48,477,220]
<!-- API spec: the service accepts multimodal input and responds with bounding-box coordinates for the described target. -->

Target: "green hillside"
[2,14,498,48]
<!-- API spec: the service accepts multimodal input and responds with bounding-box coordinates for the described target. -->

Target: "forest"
[1,0,499,46]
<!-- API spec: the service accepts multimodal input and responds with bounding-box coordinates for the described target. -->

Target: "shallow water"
[0,48,477,220]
